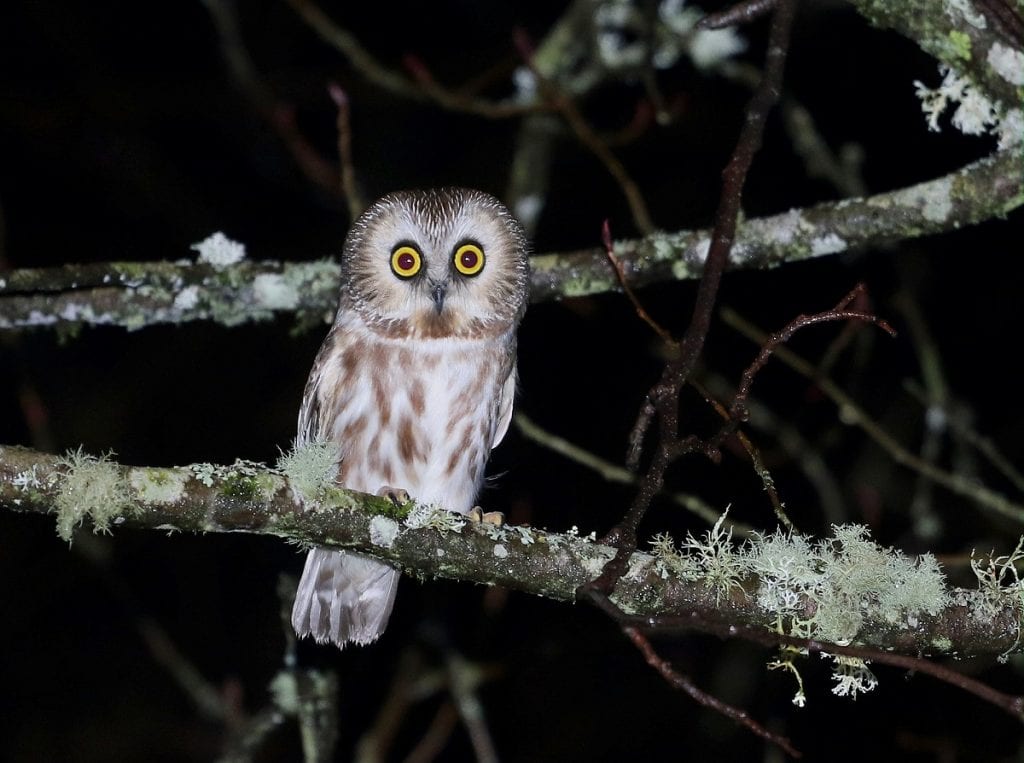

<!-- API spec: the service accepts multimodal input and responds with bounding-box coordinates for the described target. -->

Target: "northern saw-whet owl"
[291,188,530,648]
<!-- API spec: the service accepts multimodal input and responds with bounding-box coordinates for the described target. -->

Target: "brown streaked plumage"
[291,188,530,648]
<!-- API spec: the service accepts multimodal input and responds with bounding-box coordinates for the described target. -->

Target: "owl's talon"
[377,486,412,506]
[468,506,505,526]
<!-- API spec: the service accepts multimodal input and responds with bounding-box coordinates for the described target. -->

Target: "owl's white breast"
[320,319,511,513]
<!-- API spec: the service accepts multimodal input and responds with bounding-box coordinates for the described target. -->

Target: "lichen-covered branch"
[2,148,1019,333]
[0,258,342,332]
[848,0,1024,107]
[2,443,1022,659]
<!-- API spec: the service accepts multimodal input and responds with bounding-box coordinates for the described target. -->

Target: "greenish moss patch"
[220,472,260,501]
[947,29,972,61]
[130,468,188,504]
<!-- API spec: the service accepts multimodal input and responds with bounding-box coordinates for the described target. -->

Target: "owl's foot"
[377,486,412,506]
[467,505,505,526]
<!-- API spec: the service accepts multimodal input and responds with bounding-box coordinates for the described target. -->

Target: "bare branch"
[721,307,1024,525]
[284,0,537,119]
[623,625,801,758]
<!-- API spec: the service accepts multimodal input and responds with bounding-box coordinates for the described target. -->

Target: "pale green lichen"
[579,545,616,577]
[276,441,341,504]
[682,512,745,602]
[189,458,280,501]
[12,465,43,490]
[624,551,658,582]
[493,543,509,559]
[284,259,341,330]
[810,233,847,256]
[651,515,951,704]
[172,285,200,312]
[915,64,1002,138]
[509,525,536,545]
[253,273,300,311]
[650,533,700,580]
[129,468,188,504]
[769,209,805,246]
[54,448,136,542]
[192,232,246,269]
[671,237,709,281]
[946,0,987,30]
[404,503,465,533]
[970,538,1024,656]
[921,175,954,222]
[369,515,400,549]
[190,463,218,487]
[987,42,1024,87]
[768,651,808,707]
[828,654,878,699]
[947,29,972,61]
[268,672,299,713]
[746,524,949,644]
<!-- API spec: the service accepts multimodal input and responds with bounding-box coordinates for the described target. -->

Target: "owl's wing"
[295,328,338,448]
[490,364,518,449]
[296,372,323,448]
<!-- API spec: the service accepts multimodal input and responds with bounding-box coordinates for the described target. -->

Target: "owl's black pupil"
[398,253,415,271]
[461,251,478,269]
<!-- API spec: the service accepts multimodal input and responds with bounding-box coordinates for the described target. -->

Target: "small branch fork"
[602,220,673,343]
[577,0,1023,751]
[583,0,802,593]
[624,626,802,757]
[571,0,900,755]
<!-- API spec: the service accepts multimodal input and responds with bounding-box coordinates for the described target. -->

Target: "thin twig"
[691,379,798,534]
[401,703,459,763]
[355,649,424,763]
[722,307,1024,525]
[591,0,800,593]
[894,288,951,538]
[514,413,753,534]
[904,381,1024,497]
[446,653,499,763]
[202,0,341,198]
[327,83,365,222]
[514,30,656,235]
[725,284,896,429]
[589,588,1024,724]
[624,626,802,758]
[138,618,232,724]
[286,0,536,119]
[698,0,780,29]
[701,371,848,525]
[602,220,674,342]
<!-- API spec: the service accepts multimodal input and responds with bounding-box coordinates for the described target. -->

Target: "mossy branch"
[1,149,1020,333]
[848,0,1024,108]
[3,442,1022,659]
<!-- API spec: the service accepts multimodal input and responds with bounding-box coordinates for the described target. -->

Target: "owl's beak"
[430,281,447,314]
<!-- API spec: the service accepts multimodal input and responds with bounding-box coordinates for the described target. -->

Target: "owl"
[291,187,530,648]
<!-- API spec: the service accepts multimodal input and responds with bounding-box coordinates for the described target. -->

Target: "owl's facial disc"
[341,188,529,339]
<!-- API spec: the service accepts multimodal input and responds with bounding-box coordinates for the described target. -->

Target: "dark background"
[2,1,1023,761]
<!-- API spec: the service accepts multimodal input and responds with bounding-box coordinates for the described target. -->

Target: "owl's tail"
[291,549,400,648]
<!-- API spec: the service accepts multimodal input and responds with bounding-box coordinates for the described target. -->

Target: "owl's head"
[338,188,530,339]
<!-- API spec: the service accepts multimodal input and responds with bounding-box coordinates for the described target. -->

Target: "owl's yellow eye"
[390,245,422,279]
[453,243,485,276]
